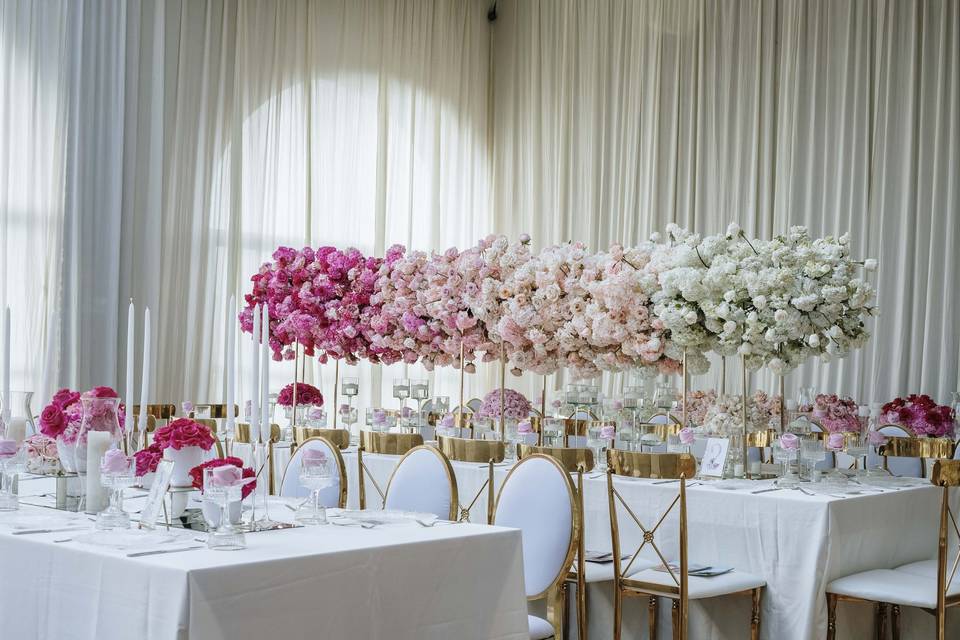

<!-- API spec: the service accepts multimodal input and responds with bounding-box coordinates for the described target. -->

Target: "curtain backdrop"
[492,0,960,405]
[2,0,958,416]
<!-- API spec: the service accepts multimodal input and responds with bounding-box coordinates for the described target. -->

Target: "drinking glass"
[653,383,676,410]
[772,443,800,488]
[797,387,816,413]
[844,432,869,475]
[296,457,334,526]
[800,438,826,481]
[341,377,360,398]
[392,378,410,406]
[410,379,429,424]
[96,453,135,530]
[0,444,26,511]
[542,418,565,447]
[204,467,255,550]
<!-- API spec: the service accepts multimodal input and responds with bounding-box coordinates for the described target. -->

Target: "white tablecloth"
[342,449,958,639]
[0,486,527,640]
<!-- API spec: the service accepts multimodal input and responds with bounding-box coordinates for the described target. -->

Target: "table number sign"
[139,459,175,530]
[699,438,729,477]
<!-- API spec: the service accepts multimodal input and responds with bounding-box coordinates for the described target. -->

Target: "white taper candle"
[125,300,134,435]
[137,308,151,433]
[2,306,10,424]
[226,295,236,434]
[260,304,270,444]
[250,304,260,442]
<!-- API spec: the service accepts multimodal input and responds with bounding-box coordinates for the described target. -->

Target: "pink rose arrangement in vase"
[475,389,532,421]
[189,457,256,526]
[152,418,217,487]
[880,394,955,438]
[24,434,59,475]
[278,382,324,425]
[133,442,164,485]
[39,387,126,473]
[812,394,861,433]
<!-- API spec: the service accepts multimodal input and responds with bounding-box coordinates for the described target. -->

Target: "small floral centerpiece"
[812,394,860,433]
[39,386,126,473]
[133,442,164,481]
[278,382,324,425]
[153,418,217,486]
[475,389,532,421]
[880,394,955,438]
[190,457,256,526]
[24,434,59,475]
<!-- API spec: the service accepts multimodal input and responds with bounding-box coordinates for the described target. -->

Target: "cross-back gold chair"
[357,430,424,509]
[607,450,764,640]
[827,459,960,640]
[437,435,504,523]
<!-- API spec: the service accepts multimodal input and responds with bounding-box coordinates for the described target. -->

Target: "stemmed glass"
[0,440,25,511]
[801,438,826,481]
[392,378,410,410]
[772,436,800,488]
[295,455,334,526]
[844,431,870,476]
[341,377,360,400]
[410,379,429,427]
[204,466,255,550]
[96,450,135,530]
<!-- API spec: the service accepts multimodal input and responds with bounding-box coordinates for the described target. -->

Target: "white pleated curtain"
[492,0,960,404]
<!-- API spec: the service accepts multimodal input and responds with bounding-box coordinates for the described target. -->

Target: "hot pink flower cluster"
[133,443,164,476]
[240,246,387,365]
[475,389,532,421]
[152,418,216,451]
[39,387,126,445]
[277,383,323,407]
[880,394,955,438]
[812,394,861,433]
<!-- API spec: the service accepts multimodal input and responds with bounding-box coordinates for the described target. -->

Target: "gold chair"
[606,450,765,640]
[189,403,239,419]
[877,431,956,478]
[293,426,350,449]
[133,403,177,424]
[357,430,424,509]
[278,436,348,508]
[827,459,960,640]
[437,435,504,523]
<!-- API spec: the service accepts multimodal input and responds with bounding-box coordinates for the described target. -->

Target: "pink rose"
[153,418,216,451]
[211,464,243,487]
[134,444,163,476]
[39,405,66,438]
[517,420,533,434]
[0,439,18,458]
[85,386,119,399]
[779,433,800,451]
[826,433,845,451]
[439,414,455,428]
[51,388,80,409]
[100,449,131,475]
[678,427,695,445]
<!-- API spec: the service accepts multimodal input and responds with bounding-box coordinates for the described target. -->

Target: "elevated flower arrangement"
[880,394,955,438]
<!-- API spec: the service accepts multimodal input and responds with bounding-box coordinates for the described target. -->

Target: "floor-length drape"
[491,0,960,404]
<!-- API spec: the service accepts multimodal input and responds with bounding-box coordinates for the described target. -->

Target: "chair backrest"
[517,443,595,472]
[437,436,505,463]
[191,404,238,419]
[234,421,282,444]
[134,403,177,421]
[293,426,350,449]
[876,424,924,477]
[279,437,347,508]
[648,412,679,425]
[607,450,696,479]
[383,445,458,520]
[930,460,960,619]
[359,430,423,455]
[494,454,579,599]
[466,398,483,412]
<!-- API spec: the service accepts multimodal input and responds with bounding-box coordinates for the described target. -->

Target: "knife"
[127,545,205,558]
[11,526,90,535]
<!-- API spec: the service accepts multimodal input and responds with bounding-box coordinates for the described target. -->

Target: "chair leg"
[561,583,570,640]
[889,604,900,640]
[576,572,587,640]
[647,596,658,640]
[876,603,887,640]
[671,599,681,640]
[546,584,566,640]
[827,594,838,640]
[750,587,762,640]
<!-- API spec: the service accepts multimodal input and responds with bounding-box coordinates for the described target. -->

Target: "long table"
[0,482,528,640]
[341,449,959,639]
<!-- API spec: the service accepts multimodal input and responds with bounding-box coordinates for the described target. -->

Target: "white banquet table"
[0,493,528,640]
[342,449,958,639]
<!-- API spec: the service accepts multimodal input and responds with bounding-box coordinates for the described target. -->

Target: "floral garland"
[152,418,216,451]
[277,383,323,407]
[475,389,532,421]
[811,394,861,433]
[880,394,955,438]
[39,386,126,445]
[189,457,257,499]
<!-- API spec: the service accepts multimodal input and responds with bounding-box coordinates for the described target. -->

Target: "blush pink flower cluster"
[812,394,861,433]
[475,389,533,421]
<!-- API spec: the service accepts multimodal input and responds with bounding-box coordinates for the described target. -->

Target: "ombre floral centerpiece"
[880,394,955,438]
[153,418,216,486]
[39,387,126,473]
[190,457,256,526]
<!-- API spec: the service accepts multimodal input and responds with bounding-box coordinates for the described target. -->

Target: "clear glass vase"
[74,397,122,513]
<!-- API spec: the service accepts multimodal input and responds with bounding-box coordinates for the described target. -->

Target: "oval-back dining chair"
[279,436,348,509]
[383,445,458,520]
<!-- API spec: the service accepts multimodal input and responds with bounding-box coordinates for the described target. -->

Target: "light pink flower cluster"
[684,390,718,426]
[240,246,387,364]
[812,394,861,433]
[475,389,532,421]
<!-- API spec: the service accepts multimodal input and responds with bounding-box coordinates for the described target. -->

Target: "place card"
[139,459,175,530]
[699,438,729,478]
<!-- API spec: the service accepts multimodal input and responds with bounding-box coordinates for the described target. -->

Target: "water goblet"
[341,376,359,398]
[392,378,410,406]
[296,455,334,526]
[772,437,800,488]
[800,437,826,481]
[204,466,255,550]
[0,440,25,511]
[96,450,135,530]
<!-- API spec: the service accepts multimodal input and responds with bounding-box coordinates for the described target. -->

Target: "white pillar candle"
[260,305,270,445]
[125,300,135,435]
[250,304,260,443]
[2,306,10,424]
[137,308,151,434]
[6,417,26,444]
[225,295,236,435]
[85,432,113,513]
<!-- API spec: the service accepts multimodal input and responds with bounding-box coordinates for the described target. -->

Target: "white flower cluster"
[647,223,877,372]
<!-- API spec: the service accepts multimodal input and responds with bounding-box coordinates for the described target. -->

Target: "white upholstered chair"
[826,459,960,640]
[383,445,458,520]
[279,436,347,508]
[495,453,580,640]
[607,450,765,640]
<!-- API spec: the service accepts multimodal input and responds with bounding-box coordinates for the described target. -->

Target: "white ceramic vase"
[164,445,205,487]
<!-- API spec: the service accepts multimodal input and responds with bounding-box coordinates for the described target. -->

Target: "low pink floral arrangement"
[277,383,323,407]
[39,386,126,444]
[880,394,955,438]
[476,389,532,421]
[685,390,717,426]
[189,457,256,499]
[24,434,59,473]
[812,394,860,433]
[152,418,216,451]
[133,442,164,476]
